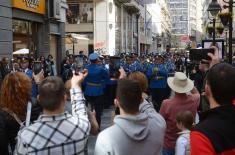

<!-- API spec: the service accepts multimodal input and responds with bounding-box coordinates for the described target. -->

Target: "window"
[183,3,188,8]
[67,3,93,24]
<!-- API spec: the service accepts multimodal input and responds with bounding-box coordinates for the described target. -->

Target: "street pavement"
[87,107,114,155]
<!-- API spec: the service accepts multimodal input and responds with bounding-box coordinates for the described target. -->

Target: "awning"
[13,48,29,55]
[65,33,89,44]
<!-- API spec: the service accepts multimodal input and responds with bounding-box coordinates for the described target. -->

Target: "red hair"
[0,72,32,120]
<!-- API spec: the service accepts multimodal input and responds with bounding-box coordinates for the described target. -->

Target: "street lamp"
[207,0,221,46]
[207,0,222,17]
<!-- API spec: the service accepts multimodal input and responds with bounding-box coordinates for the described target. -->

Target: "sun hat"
[167,72,194,93]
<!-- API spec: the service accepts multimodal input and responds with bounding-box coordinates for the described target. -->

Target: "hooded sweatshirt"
[94,100,166,155]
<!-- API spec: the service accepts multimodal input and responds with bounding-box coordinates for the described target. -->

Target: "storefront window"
[12,19,38,56]
[67,2,93,24]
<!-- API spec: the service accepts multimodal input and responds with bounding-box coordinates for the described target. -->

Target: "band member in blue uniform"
[20,57,39,99]
[84,53,109,128]
[147,55,168,111]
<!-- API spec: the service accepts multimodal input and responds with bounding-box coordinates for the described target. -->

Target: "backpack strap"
[25,102,32,127]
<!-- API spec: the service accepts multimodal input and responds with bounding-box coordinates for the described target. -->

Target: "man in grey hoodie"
[94,79,166,155]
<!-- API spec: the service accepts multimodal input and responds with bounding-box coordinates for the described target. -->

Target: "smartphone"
[33,61,42,75]
[109,56,121,78]
[110,56,121,70]
[189,48,214,62]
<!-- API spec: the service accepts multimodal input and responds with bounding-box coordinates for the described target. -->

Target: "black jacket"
[194,104,235,154]
[0,109,20,155]
[0,99,42,155]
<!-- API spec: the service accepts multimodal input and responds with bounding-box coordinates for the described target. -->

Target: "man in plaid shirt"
[15,71,90,155]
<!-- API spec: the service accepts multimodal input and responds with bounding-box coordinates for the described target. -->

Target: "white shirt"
[175,130,190,155]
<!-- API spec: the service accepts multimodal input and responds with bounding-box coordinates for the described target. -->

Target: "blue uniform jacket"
[147,63,168,89]
[165,59,176,73]
[129,60,143,72]
[84,63,109,96]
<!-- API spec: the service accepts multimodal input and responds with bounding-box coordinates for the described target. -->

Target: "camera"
[109,56,121,79]
[189,48,214,62]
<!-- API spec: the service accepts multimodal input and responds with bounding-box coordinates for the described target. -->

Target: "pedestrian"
[94,79,166,155]
[84,53,109,128]
[20,57,33,78]
[15,71,90,155]
[0,72,32,155]
[62,59,72,82]
[160,72,200,155]
[175,111,194,155]
[0,57,10,79]
[20,57,41,99]
[46,54,57,76]
[128,71,150,102]
[147,55,168,111]
[39,56,49,77]
[190,47,235,155]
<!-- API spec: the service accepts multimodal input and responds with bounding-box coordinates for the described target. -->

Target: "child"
[175,111,194,155]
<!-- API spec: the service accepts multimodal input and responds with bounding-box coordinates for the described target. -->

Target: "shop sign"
[12,0,46,14]
[180,35,190,43]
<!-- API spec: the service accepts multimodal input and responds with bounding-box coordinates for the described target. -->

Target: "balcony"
[123,0,141,14]
[65,23,93,33]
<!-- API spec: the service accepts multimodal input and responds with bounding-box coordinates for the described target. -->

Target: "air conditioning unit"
[49,0,61,20]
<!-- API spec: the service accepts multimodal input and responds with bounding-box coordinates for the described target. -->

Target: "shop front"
[13,19,40,57]
[12,0,46,58]
[10,0,68,73]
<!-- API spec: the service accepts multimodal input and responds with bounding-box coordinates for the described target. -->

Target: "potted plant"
[216,26,224,35]
[218,12,232,26]
[207,26,214,36]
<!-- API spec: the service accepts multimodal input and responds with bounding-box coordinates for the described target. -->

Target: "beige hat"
[167,72,194,93]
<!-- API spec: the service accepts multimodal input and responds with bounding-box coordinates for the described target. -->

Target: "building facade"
[66,0,159,56]
[147,0,171,53]
[0,0,67,71]
[196,0,203,44]
[168,0,198,48]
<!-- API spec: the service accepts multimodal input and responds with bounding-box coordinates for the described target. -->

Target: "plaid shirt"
[15,88,90,155]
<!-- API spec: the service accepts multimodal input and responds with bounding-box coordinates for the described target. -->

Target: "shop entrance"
[13,19,39,58]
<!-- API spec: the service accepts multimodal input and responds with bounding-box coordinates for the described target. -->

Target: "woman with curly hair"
[0,72,32,155]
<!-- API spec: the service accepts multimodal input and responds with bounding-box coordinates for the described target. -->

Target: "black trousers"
[150,88,168,112]
[85,95,103,128]
[104,84,117,109]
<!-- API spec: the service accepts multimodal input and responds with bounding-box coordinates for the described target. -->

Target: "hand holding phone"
[33,61,42,75]
[207,46,220,68]
[189,48,215,62]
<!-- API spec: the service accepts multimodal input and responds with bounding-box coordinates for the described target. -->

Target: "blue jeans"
[162,148,175,155]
